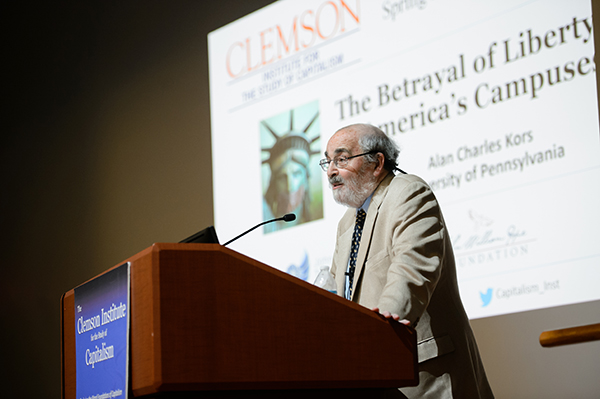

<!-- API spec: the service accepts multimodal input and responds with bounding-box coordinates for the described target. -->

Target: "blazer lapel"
[335,212,354,295]
[349,173,393,301]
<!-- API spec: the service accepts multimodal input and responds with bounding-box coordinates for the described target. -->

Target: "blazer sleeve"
[376,180,446,324]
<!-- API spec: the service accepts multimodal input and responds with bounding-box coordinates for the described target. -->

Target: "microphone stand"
[222,214,296,246]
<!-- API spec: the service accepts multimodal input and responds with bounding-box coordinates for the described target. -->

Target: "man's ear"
[373,152,386,177]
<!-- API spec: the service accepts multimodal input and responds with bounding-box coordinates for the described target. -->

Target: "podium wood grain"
[61,244,417,398]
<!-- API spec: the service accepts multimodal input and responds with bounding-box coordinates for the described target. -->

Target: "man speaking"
[322,124,494,398]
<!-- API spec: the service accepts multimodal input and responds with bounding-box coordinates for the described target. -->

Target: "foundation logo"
[453,208,532,270]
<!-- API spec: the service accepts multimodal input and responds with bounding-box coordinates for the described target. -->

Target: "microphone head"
[282,213,296,222]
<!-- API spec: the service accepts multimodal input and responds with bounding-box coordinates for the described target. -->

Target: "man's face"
[325,128,378,208]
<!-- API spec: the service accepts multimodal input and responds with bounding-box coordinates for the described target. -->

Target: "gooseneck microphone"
[222,213,296,247]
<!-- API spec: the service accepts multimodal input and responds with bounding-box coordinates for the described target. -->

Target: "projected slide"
[208,0,600,318]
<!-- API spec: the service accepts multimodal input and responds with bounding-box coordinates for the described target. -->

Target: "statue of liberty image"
[261,101,323,233]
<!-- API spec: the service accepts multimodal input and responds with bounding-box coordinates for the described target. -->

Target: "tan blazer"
[331,173,494,399]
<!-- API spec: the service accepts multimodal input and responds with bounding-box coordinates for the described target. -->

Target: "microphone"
[281,213,296,222]
[222,213,296,247]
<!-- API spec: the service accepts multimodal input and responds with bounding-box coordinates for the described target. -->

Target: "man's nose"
[327,162,338,178]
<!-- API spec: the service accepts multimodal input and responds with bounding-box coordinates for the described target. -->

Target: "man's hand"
[371,307,410,325]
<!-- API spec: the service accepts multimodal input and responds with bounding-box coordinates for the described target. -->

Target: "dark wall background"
[2,1,276,396]
[2,1,599,398]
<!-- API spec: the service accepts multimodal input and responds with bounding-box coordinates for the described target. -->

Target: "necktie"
[347,209,366,299]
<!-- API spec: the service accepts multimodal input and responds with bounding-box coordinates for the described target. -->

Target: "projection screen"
[208,0,600,319]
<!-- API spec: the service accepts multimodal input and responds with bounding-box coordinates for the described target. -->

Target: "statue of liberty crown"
[261,109,320,168]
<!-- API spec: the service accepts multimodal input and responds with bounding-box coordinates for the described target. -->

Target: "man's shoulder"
[386,173,432,192]
[391,172,428,184]
[370,173,432,210]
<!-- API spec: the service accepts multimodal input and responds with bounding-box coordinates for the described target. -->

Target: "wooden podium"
[61,243,418,398]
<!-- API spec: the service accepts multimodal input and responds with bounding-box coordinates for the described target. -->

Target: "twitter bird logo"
[480,288,493,307]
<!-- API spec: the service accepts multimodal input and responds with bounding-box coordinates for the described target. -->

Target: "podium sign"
[74,263,130,399]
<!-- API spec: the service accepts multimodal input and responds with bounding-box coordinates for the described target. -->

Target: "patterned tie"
[347,208,366,299]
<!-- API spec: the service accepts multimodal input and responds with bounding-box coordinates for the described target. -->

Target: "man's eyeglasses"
[319,151,378,172]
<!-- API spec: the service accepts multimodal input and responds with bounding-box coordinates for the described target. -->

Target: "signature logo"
[480,288,493,307]
[453,209,528,252]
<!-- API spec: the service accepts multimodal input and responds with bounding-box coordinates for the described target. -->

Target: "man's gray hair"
[339,124,400,171]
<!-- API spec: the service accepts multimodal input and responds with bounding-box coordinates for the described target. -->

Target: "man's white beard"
[330,166,379,208]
